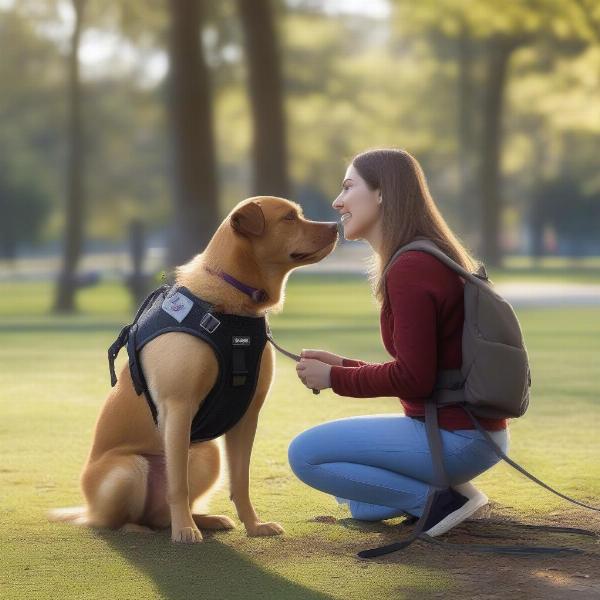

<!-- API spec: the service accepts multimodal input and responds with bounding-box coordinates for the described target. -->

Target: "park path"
[2,243,600,307]
[306,243,600,308]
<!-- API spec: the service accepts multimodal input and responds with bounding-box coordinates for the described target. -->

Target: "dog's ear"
[230,201,265,237]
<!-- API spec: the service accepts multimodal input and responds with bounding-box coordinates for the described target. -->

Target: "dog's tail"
[47,506,88,525]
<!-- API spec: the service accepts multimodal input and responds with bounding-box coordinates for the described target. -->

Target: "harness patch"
[232,335,251,346]
[161,292,193,323]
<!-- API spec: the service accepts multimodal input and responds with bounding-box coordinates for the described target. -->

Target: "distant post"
[126,219,151,307]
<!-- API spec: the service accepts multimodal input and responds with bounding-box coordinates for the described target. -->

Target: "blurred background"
[1,0,599,312]
[2,4,600,596]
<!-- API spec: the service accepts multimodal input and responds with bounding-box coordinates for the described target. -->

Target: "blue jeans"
[288,414,509,521]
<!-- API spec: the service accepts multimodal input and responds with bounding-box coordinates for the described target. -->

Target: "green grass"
[1,277,599,599]
[490,255,600,283]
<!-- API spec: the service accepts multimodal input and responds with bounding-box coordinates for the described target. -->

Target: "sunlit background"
[2,3,600,598]
[1,0,599,312]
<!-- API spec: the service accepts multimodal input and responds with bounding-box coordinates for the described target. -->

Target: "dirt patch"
[304,503,600,599]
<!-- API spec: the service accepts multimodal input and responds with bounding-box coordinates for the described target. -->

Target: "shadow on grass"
[337,514,599,552]
[97,529,332,600]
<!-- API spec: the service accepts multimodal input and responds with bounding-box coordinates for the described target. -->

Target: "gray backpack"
[359,237,599,560]
[381,237,531,420]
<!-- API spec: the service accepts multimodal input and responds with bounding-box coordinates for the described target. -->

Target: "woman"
[288,148,509,536]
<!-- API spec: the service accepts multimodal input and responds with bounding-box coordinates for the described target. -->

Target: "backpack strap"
[461,405,600,512]
[381,238,495,296]
[357,398,456,558]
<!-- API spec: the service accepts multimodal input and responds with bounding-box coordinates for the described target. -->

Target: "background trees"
[1,0,598,309]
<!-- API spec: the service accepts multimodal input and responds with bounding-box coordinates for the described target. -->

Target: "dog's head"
[228,196,339,269]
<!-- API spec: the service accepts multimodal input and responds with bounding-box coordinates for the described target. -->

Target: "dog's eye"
[283,212,297,221]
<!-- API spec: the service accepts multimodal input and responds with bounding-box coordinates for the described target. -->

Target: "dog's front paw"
[171,525,203,543]
[246,521,285,537]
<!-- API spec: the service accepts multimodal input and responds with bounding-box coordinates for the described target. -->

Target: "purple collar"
[204,266,268,303]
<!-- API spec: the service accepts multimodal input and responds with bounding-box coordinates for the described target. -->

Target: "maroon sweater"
[329,250,507,431]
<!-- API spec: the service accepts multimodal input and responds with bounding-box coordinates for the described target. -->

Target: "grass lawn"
[1,275,599,599]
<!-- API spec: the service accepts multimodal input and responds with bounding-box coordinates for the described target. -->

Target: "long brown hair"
[352,148,481,307]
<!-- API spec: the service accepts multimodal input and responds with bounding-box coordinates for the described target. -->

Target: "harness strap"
[108,324,131,387]
[232,348,248,386]
[127,322,146,395]
[107,284,169,387]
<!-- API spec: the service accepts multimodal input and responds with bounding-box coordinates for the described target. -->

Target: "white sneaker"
[424,482,488,538]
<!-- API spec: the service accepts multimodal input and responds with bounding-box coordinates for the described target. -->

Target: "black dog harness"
[107,284,269,443]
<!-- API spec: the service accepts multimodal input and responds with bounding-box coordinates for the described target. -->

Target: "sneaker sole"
[424,493,488,538]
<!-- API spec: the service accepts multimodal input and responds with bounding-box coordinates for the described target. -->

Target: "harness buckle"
[200,312,221,333]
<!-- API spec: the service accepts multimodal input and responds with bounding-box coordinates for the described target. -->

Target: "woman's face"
[332,163,381,242]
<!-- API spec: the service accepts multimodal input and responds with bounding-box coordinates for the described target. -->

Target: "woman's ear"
[230,201,265,237]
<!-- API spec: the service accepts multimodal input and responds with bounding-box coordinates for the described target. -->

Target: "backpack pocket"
[463,337,530,419]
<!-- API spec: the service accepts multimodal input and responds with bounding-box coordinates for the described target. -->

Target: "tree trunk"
[167,0,220,269]
[456,21,477,237]
[53,0,85,313]
[478,36,517,268]
[237,0,289,198]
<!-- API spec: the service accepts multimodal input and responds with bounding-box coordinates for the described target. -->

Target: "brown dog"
[48,196,338,543]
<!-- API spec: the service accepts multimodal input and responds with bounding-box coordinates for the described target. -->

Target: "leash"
[265,320,320,395]
[201,265,320,395]
[357,404,600,559]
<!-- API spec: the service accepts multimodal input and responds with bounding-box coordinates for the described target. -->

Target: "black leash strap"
[462,405,600,512]
[357,403,599,559]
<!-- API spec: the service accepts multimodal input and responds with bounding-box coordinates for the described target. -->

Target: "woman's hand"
[296,356,333,391]
[300,349,345,366]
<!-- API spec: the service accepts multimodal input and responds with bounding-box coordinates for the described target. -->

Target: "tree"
[393,0,595,266]
[53,0,86,313]
[236,0,289,197]
[166,0,220,269]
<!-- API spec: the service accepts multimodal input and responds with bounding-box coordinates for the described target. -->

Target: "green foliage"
[533,175,600,244]
[0,0,599,251]
[0,158,51,259]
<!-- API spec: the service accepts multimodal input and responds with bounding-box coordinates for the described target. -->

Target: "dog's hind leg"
[79,453,149,529]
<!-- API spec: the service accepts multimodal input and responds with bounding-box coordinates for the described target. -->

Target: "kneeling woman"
[289,148,509,536]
